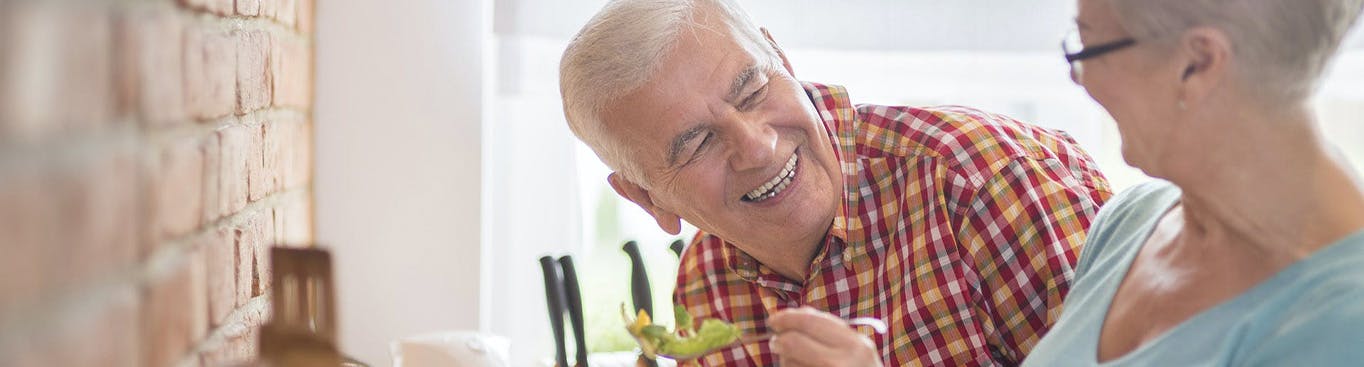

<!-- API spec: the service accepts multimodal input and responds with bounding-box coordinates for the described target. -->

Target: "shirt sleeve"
[950,156,1110,364]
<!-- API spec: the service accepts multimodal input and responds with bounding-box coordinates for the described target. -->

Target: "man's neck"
[743,223,834,282]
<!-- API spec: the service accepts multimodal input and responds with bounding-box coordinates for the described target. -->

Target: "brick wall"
[0,0,314,366]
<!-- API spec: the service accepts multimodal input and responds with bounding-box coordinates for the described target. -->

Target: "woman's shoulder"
[1074,180,1181,279]
[1236,231,1364,365]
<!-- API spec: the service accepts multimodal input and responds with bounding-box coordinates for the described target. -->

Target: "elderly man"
[560,0,1110,365]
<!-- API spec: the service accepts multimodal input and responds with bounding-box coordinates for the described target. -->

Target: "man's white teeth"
[744,154,798,202]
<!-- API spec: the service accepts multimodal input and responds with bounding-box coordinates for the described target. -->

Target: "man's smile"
[742,152,798,202]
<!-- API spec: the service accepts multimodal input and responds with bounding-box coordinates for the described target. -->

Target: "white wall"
[495,0,1076,51]
[315,0,492,365]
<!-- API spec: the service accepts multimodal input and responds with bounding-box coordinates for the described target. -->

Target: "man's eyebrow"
[667,124,709,166]
[726,65,759,102]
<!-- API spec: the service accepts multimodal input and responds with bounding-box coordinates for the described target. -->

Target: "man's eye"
[685,133,714,164]
[741,84,768,109]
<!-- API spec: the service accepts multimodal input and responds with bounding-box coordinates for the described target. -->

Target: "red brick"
[17,285,142,367]
[275,0,297,27]
[207,227,236,326]
[61,286,141,367]
[191,247,211,346]
[62,151,141,290]
[247,122,268,201]
[218,125,251,216]
[262,121,284,195]
[143,249,210,367]
[138,147,160,256]
[271,35,311,109]
[0,3,54,139]
[178,0,208,12]
[7,152,136,299]
[39,175,82,293]
[211,0,235,15]
[0,169,55,319]
[156,137,205,241]
[202,131,222,224]
[64,7,116,131]
[180,0,233,16]
[118,4,185,126]
[0,335,34,367]
[236,30,273,114]
[0,3,115,141]
[253,209,276,296]
[184,26,237,120]
[232,223,255,306]
[258,0,277,21]
[234,210,274,302]
[0,153,144,315]
[237,0,261,17]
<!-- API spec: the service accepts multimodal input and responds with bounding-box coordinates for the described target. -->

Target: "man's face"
[599,20,843,257]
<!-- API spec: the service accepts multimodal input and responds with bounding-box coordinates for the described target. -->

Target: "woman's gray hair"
[1108,0,1363,102]
[559,0,777,185]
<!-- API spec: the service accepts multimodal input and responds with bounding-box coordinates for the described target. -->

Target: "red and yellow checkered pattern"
[673,82,1111,366]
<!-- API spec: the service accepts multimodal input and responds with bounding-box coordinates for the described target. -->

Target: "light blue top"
[1023,180,1364,366]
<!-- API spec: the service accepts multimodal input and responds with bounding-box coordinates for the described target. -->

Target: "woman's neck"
[1159,107,1364,259]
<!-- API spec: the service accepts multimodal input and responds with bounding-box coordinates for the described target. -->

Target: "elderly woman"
[767,0,1364,365]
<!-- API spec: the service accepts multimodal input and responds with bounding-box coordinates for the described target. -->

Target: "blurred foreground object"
[255,247,365,367]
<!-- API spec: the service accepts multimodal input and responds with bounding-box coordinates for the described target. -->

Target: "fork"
[657,317,888,361]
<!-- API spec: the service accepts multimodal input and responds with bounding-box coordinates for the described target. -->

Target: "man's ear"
[761,27,796,78]
[1177,26,1230,107]
[607,172,683,235]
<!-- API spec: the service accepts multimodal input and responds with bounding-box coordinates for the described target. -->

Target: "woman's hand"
[768,307,883,367]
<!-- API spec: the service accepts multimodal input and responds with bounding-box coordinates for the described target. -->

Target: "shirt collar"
[800,81,862,246]
[802,82,875,271]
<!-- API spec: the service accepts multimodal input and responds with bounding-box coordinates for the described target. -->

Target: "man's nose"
[727,120,778,172]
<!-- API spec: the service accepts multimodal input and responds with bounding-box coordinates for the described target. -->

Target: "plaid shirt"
[672,82,1111,366]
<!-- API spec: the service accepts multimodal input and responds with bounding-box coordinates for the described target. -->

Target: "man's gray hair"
[559,0,778,185]
[1108,0,1363,102]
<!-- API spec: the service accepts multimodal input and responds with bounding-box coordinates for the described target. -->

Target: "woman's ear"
[1177,26,1232,105]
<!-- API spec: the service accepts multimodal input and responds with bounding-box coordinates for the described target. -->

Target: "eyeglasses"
[1061,29,1136,84]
